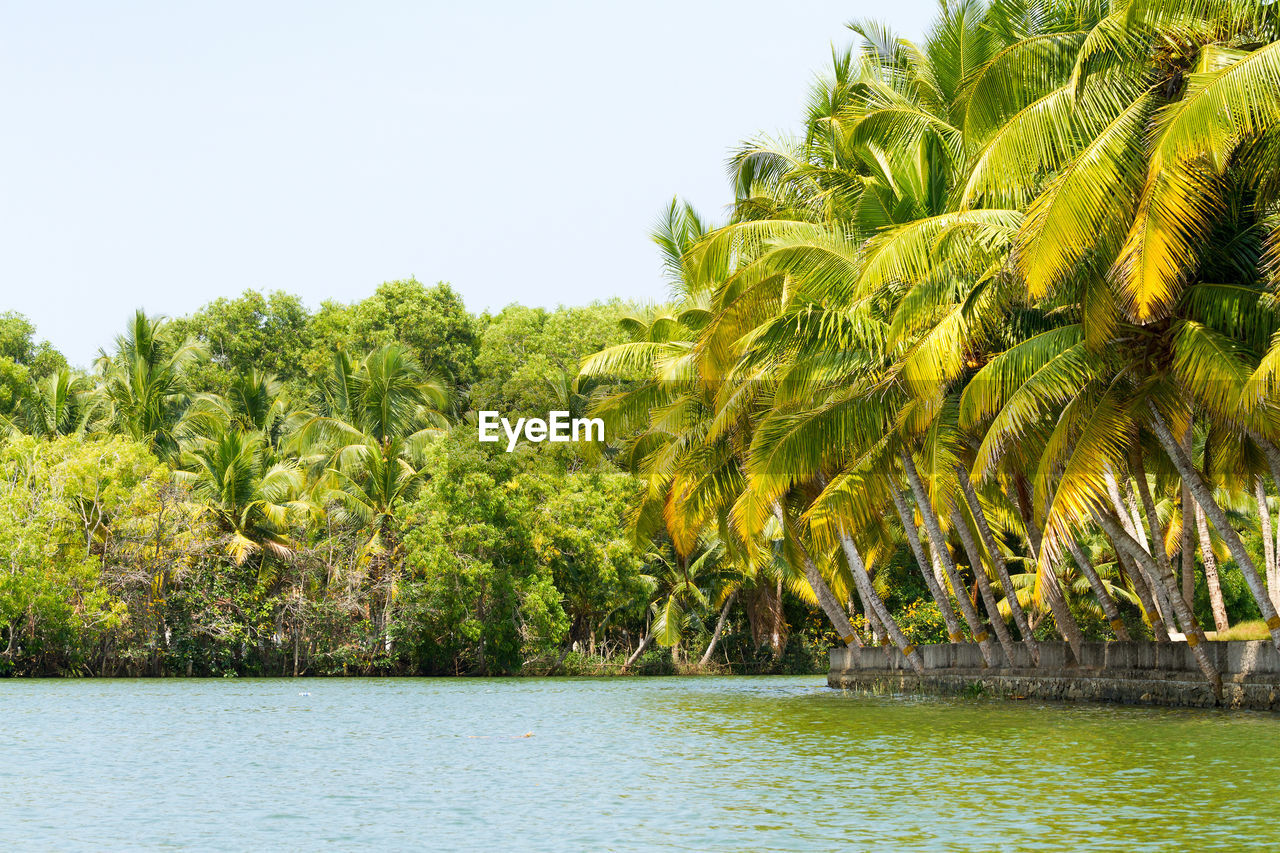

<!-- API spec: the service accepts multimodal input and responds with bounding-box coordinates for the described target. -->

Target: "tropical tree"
[296,344,450,643]
[95,311,215,463]
[182,427,311,567]
[9,369,101,439]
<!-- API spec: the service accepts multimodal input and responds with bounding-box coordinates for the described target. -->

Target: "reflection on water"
[1,676,1276,851]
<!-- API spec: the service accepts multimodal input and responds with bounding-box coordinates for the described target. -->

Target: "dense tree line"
[0,282,833,676]
[7,0,1280,690]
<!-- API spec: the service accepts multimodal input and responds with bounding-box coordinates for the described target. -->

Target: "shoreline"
[828,641,1280,711]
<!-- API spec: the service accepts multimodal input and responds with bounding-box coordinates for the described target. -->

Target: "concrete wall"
[828,641,1280,710]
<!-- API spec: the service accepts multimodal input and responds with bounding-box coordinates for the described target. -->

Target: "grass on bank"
[1205,620,1270,642]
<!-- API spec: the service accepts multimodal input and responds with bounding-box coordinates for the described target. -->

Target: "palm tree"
[95,310,215,462]
[183,427,310,567]
[296,344,449,644]
[13,369,101,438]
[580,0,1280,697]
[224,370,305,450]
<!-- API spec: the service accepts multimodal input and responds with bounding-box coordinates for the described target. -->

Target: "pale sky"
[1,1,935,366]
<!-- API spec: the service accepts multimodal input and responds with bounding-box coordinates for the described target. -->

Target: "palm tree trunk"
[1196,504,1229,632]
[1007,474,1085,660]
[1128,485,1181,630]
[773,578,785,656]
[1256,476,1279,612]
[949,507,1018,662]
[699,592,736,666]
[838,532,924,673]
[1115,543,1167,640]
[622,633,653,671]
[1149,405,1280,649]
[1131,444,1193,631]
[901,451,1000,666]
[772,503,862,648]
[888,482,964,641]
[1180,426,1197,608]
[1065,537,1130,641]
[1124,483,1180,622]
[1094,509,1221,699]
[1244,431,1280,610]
[955,466,1039,661]
[1104,466,1174,639]
[863,596,885,645]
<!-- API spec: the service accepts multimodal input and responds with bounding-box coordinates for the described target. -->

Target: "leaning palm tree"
[576,0,1280,699]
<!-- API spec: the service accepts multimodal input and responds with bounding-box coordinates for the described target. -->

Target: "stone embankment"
[829,641,1280,710]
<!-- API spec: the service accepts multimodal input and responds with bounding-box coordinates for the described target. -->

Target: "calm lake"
[2,676,1277,851]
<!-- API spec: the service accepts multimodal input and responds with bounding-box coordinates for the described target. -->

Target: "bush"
[1194,563,1262,629]
[895,598,952,645]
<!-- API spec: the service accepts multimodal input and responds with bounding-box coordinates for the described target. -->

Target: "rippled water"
[1,676,1277,851]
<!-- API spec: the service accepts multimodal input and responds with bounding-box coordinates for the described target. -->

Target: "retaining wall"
[828,640,1280,710]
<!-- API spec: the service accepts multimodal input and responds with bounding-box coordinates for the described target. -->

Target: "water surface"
[2,676,1275,851]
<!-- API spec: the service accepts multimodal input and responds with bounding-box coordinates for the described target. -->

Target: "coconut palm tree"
[12,369,101,438]
[295,343,449,643]
[583,0,1280,694]
[182,426,311,567]
[95,310,217,462]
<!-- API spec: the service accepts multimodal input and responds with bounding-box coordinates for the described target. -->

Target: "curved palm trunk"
[1095,510,1222,699]
[699,591,736,666]
[1150,407,1280,650]
[1104,466,1173,639]
[773,578,786,656]
[1180,427,1198,608]
[1255,476,1279,612]
[772,503,861,648]
[1119,547,1167,640]
[901,451,1000,666]
[622,633,653,671]
[888,483,964,641]
[949,507,1018,662]
[1065,538,1130,641]
[1007,475,1085,660]
[1128,499,1181,630]
[1131,445,1195,635]
[1245,432,1280,609]
[1123,483,1180,626]
[1196,504,1229,632]
[863,596,885,645]
[955,466,1039,661]
[838,533,924,673]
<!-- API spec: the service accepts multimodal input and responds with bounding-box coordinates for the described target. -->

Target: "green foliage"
[399,431,569,674]
[9,0,1280,680]
[1194,563,1262,628]
[0,435,160,673]
[896,599,952,645]
[306,280,478,391]
[470,302,631,418]
[168,291,311,394]
[0,311,66,421]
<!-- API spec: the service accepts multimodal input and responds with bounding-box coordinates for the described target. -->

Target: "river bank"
[829,640,1280,710]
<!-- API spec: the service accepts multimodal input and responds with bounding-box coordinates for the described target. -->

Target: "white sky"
[1,1,935,365]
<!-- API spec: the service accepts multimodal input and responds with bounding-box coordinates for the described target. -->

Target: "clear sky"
[1,1,935,366]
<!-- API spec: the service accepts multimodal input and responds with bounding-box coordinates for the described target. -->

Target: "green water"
[1,676,1276,851]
